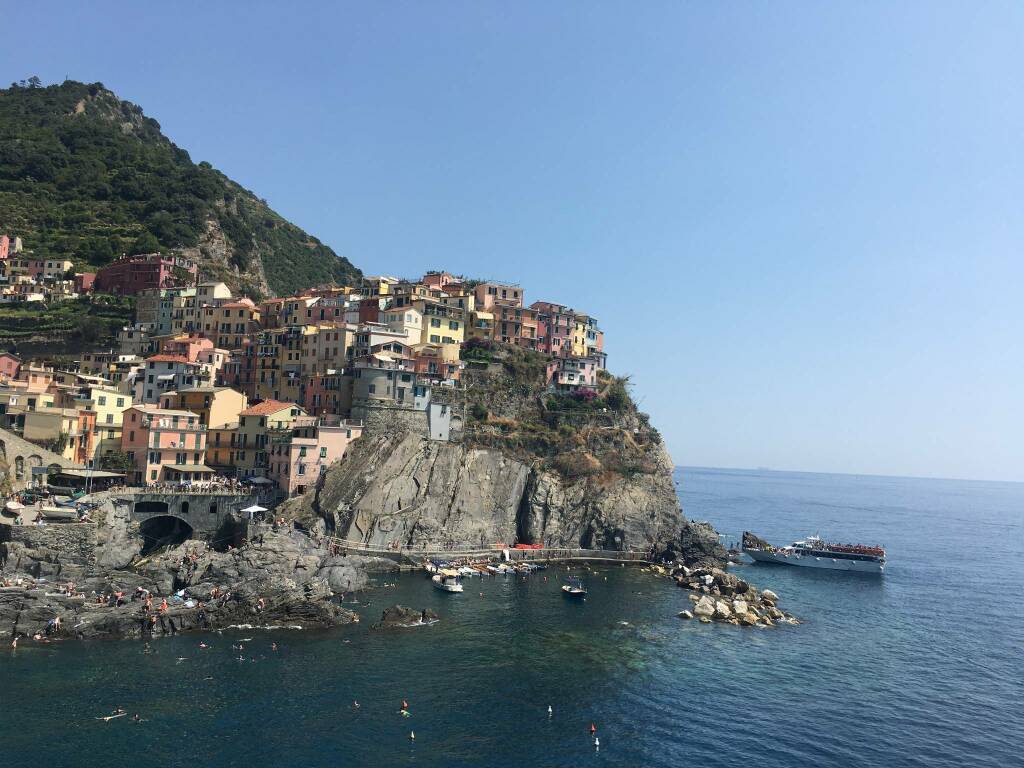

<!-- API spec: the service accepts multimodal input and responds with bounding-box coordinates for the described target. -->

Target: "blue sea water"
[2,467,1022,768]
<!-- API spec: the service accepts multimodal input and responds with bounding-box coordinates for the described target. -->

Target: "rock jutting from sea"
[670,565,800,627]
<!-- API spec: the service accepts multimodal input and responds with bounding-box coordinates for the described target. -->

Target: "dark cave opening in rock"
[210,516,245,552]
[140,515,194,555]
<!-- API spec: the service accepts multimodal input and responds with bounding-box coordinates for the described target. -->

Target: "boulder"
[693,596,715,618]
[699,616,712,624]
[372,605,439,630]
[762,589,778,603]
[735,580,749,595]
[687,593,701,603]
[731,599,748,616]
[713,600,732,620]
[677,610,693,620]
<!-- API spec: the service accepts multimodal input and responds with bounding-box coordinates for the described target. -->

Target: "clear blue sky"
[5,2,1022,481]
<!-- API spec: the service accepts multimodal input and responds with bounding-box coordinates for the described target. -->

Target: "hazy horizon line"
[675,465,1024,486]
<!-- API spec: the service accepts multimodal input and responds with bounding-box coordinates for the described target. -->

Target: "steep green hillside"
[0,79,360,296]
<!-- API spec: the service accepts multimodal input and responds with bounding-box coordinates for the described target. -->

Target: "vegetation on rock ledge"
[461,342,662,481]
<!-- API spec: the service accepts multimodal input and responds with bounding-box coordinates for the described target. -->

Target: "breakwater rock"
[293,432,725,566]
[672,565,800,627]
[372,604,439,630]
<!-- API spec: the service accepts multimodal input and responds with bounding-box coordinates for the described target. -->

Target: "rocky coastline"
[0,501,373,642]
[0,431,788,644]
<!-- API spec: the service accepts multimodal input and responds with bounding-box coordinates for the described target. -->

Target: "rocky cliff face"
[298,431,725,566]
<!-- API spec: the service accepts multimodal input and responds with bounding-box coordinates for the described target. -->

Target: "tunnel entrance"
[140,515,194,555]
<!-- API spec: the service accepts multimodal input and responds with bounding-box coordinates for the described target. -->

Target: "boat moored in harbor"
[742,531,885,574]
[432,570,464,592]
[561,577,587,598]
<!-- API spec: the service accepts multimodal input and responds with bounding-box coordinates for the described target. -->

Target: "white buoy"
[547,705,553,717]
[410,731,415,741]
[595,737,600,750]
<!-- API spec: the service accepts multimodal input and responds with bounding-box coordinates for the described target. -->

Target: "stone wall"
[357,404,429,438]
[2,522,98,564]
[355,391,465,442]
[0,425,76,491]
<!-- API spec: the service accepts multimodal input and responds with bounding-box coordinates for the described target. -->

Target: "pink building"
[421,271,461,291]
[94,253,198,295]
[546,356,600,393]
[0,236,8,260]
[530,301,576,357]
[121,405,211,485]
[0,351,21,381]
[74,272,96,293]
[473,281,524,310]
[268,416,363,497]
[412,345,461,381]
[162,334,214,362]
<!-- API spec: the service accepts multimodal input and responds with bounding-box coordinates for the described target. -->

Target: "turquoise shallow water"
[2,467,1022,767]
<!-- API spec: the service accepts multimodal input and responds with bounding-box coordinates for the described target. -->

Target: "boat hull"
[431,575,464,592]
[745,548,884,574]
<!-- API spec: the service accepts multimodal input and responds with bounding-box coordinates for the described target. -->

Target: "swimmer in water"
[548,705,553,717]
[590,723,597,736]
[271,643,278,651]
[353,701,360,709]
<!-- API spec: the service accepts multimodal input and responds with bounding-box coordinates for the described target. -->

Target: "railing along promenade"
[320,536,652,565]
[112,485,255,496]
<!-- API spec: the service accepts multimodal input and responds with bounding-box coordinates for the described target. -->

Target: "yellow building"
[253,326,317,403]
[234,400,308,478]
[415,298,465,346]
[0,386,56,431]
[201,299,261,350]
[79,385,132,461]
[467,310,495,342]
[159,386,248,429]
[381,306,424,346]
[361,276,400,296]
[299,323,355,377]
[22,407,96,464]
[206,423,239,471]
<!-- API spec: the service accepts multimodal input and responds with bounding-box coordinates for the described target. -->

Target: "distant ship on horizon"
[742,531,886,574]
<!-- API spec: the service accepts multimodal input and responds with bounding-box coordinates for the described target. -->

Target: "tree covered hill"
[0,79,361,296]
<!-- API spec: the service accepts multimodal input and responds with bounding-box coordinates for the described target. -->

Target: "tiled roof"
[145,354,189,364]
[240,399,301,416]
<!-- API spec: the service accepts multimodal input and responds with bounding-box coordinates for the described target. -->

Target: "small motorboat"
[432,570,464,593]
[561,578,587,599]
